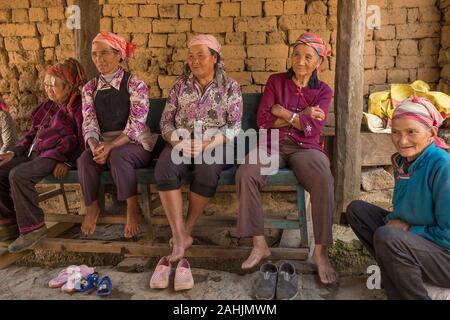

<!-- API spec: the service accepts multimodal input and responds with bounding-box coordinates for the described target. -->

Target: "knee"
[154,159,177,186]
[108,148,126,167]
[9,166,25,184]
[373,226,403,250]
[346,200,368,226]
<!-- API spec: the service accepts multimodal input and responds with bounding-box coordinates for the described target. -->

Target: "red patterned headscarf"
[393,96,449,150]
[293,32,331,59]
[0,94,9,112]
[92,32,136,60]
[46,58,85,113]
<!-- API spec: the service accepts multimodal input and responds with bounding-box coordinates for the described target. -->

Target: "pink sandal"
[150,256,171,289]
[48,265,95,288]
[174,258,194,291]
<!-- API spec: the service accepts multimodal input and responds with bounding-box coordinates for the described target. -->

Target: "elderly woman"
[79,32,158,239]
[235,32,336,284]
[155,34,243,262]
[0,95,18,154]
[0,59,85,252]
[347,97,450,300]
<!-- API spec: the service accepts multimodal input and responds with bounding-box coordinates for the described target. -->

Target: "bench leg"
[58,183,70,214]
[297,185,308,248]
[139,184,154,241]
[97,184,105,214]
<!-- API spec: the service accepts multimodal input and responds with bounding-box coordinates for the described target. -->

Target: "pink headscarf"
[0,94,9,112]
[188,34,221,54]
[92,32,136,60]
[392,96,449,150]
[293,32,331,58]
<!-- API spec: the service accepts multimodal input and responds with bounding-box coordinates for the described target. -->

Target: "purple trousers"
[235,138,334,245]
[77,144,152,206]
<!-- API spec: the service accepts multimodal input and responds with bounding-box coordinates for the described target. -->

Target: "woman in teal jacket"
[347,96,450,300]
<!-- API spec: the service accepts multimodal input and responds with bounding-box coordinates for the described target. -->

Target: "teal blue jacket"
[387,143,450,251]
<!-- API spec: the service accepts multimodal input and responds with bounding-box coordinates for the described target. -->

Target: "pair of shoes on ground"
[0,224,48,253]
[255,261,298,300]
[76,272,112,296]
[150,256,194,291]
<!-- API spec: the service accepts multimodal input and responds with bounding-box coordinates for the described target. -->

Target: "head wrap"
[392,96,449,150]
[293,32,331,58]
[45,58,85,113]
[92,32,136,60]
[0,94,9,112]
[188,34,222,54]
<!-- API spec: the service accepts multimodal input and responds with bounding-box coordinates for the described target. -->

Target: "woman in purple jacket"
[0,59,85,252]
[236,33,336,284]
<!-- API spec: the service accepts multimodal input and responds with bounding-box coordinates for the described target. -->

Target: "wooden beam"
[334,0,367,223]
[0,223,75,269]
[35,238,309,260]
[75,0,100,80]
[44,213,302,230]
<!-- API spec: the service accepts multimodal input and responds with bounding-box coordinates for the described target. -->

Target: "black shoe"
[276,261,298,300]
[255,262,278,300]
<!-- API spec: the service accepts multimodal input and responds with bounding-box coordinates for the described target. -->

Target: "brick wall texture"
[0,0,447,130]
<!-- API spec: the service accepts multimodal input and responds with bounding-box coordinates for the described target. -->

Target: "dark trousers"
[0,155,57,234]
[77,144,152,206]
[235,138,334,245]
[347,200,450,300]
[154,144,231,198]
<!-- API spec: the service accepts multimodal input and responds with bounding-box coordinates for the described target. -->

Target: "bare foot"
[124,208,143,239]
[313,250,337,285]
[81,206,100,236]
[169,228,193,247]
[241,246,271,269]
[168,234,193,263]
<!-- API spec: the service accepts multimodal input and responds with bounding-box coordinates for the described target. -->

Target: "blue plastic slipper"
[96,276,112,296]
[76,272,99,294]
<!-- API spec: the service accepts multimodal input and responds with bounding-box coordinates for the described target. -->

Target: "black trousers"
[0,155,57,234]
[347,200,450,300]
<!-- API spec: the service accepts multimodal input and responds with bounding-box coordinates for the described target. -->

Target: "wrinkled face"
[391,118,435,161]
[91,42,121,75]
[187,44,217,80]
[43,74,70,104]
[291,44,322,79]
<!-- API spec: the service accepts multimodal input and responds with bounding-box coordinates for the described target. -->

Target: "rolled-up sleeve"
[81,80,101,144]
[221,80,243,142]
[160,83,179,137]
[257,75,278,129]
[123,76,149,142]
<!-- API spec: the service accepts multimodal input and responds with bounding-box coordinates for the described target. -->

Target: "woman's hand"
[0,152,14,167]
[53,163,70,180]
[386,219,411,231]
[92,142,114,165]
[302,106,325,121]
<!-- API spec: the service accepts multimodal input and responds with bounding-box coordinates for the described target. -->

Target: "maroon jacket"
[257,72,333,153]
[10,95,84,167]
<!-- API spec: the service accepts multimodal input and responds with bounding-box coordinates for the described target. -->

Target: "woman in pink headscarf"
[235,32,336,291]
[0,95,18,154]
[153,34,243,265]
[347,97,450,300]
[79,32,158,239]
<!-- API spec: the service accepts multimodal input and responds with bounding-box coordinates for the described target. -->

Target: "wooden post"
[334,0,367,223]
[75,0,100,80]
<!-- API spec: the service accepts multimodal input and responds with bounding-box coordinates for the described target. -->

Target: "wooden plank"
[75,0,100,80]
[0,223,75,269]
[361,132,396,166]
[45,213,301,230]
[333,0,367,223]
[38,186,64,202]
[35,238,309,260]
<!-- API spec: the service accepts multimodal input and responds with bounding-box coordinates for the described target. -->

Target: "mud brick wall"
[0,0,446,131]
[438,0,450,95]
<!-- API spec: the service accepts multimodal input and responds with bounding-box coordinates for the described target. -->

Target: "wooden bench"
[0,93,310,267]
